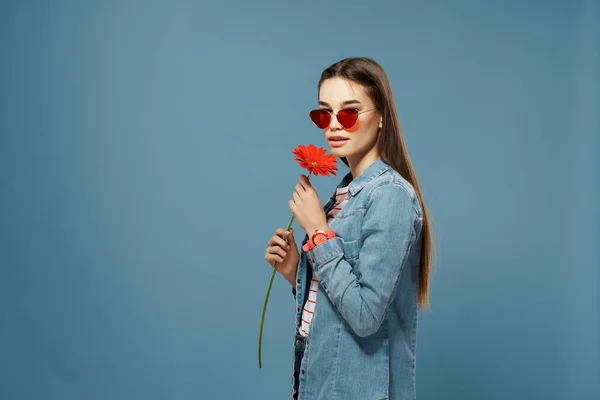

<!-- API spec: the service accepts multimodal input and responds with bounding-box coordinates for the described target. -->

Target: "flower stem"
[259,172,311,368]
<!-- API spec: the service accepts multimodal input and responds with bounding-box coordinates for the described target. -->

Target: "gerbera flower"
[293,144,338,177]
[259,144,337,369]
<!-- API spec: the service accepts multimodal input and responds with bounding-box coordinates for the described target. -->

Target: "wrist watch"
[302,229,336,252]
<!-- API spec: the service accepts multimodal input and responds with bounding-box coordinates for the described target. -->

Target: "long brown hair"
[317,57,436,309]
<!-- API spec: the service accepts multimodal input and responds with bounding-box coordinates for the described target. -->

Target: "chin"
[329,147,348,157]
[329,149,343,158]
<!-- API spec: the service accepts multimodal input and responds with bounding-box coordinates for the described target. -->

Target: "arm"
[306,181,420,337]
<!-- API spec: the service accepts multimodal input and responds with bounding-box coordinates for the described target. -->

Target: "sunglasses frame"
[309,108,377,129]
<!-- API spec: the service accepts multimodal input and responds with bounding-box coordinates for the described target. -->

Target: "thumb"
[287,228,296,245]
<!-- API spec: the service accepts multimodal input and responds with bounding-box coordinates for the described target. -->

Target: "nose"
[328,110,343,131]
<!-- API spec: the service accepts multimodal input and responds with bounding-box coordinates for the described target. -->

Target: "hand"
[288,174,329,236]
[265,228,299,284]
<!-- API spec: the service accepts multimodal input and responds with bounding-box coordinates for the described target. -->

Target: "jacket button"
[296,340,302,345]
[301,369,305,374]
[297,279,301,283]
[297,307,300,312]
[323,283,327,289]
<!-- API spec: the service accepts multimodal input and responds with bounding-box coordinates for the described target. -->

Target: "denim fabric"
[291,334,306,400]
[290,158,424,400]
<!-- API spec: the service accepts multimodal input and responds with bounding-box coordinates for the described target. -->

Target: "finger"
[296,181,307,193]
[268,232,288,248]
[270,254,284,264]
[299,177,315,196]
[275,228,290,236]
[293,191,300,203]
[266,254,284,266]
[272,235,290,250]
[273,229,290,244]
[267,244,287,258]
[300,174,312,186]
[275,246,288,258]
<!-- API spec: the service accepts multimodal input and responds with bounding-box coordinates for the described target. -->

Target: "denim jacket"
[290,157,424,400]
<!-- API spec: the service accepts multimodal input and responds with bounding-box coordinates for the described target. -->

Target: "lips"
[328,136,349,141]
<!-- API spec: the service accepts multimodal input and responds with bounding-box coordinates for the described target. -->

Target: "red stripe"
[310,289,317,293]
[336,191,347,196]
[312,279,318,282]
[302,328,308,334]
[303,307,313,314]
[333,207,342,210]
[302,318,311,325]
[308,299,316,303]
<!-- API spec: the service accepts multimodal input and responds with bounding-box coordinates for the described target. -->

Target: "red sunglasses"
[309,108,376,129]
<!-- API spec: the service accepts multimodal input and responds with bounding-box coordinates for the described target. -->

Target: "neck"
[347,147,381,179]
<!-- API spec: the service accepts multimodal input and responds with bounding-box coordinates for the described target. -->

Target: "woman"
[265,57,435,400]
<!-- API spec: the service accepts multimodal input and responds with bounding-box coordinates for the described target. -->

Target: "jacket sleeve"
[306,181,420,337]
[292,287,296,299]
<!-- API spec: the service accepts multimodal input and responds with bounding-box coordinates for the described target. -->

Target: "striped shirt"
[298,185,350,337]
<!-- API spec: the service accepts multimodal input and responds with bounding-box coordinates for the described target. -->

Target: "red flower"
[293,144,338,177]
[259,143,337,369]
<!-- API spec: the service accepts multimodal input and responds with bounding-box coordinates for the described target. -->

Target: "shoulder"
[364,169,422,217]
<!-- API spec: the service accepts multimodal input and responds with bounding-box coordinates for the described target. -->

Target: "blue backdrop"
[0,0,597,399]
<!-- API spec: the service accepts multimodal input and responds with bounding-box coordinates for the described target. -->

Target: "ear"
[379,118,383,129]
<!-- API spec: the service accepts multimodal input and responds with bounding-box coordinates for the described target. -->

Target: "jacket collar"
[338,158,391,197]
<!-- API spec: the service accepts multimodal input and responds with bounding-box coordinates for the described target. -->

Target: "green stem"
[259,171,311,368]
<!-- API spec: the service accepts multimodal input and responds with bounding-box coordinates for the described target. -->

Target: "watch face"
[313,232,327,244]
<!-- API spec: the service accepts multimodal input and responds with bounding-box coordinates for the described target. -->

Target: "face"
[315,77,382,164]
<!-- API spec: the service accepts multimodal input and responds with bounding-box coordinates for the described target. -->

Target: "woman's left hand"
[289,174,329,236]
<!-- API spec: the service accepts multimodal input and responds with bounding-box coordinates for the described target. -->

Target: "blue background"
[0,0,598,399]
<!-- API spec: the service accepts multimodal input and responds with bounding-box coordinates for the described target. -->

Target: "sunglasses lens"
[337,109,359,128]
[309,110,330,129]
